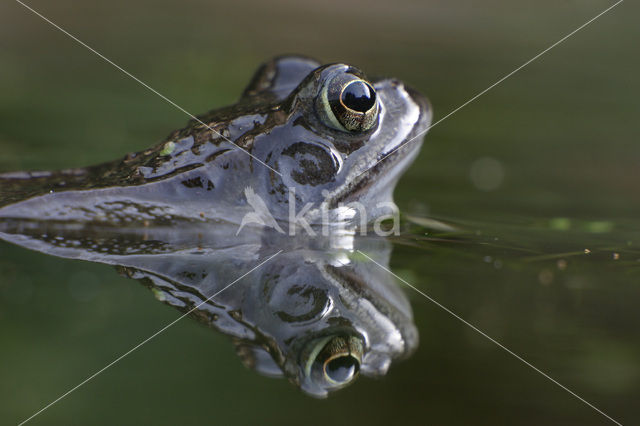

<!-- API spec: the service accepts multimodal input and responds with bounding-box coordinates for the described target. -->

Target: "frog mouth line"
[329,87,431,207]
[328,138,420,207]
[376,85,432,163]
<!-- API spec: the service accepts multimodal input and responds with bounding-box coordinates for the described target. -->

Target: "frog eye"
[318,74,379,132]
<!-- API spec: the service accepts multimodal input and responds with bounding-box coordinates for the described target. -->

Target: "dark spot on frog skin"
[292,115,364,154]
[181,176,215,190]
[274,285,329,323]
[205,148,231,163]
[282,142,338,186]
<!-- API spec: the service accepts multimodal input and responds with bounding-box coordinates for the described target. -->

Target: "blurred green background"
[1,0,639,425]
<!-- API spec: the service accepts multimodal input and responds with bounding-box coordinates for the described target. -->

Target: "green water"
[1,1,639,424]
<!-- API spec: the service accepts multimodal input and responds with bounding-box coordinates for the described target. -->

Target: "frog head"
[245,56,432,226]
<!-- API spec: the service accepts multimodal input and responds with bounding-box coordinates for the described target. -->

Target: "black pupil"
[341,81,376,113]
[325,356,359,382]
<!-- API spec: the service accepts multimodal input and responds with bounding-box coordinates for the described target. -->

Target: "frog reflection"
[0,223,417,397]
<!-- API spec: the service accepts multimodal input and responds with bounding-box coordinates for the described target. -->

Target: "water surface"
[1,0,638,424]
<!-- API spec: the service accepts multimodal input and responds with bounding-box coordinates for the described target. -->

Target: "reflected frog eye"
[324,353,360,383]
[303,334,364,390]
[318,73,379,132]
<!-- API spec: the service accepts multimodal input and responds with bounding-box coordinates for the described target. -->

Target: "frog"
[0,219,418,397]
[0,55,432,230]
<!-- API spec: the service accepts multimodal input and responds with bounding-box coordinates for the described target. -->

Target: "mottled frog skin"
[0,56,431,227]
